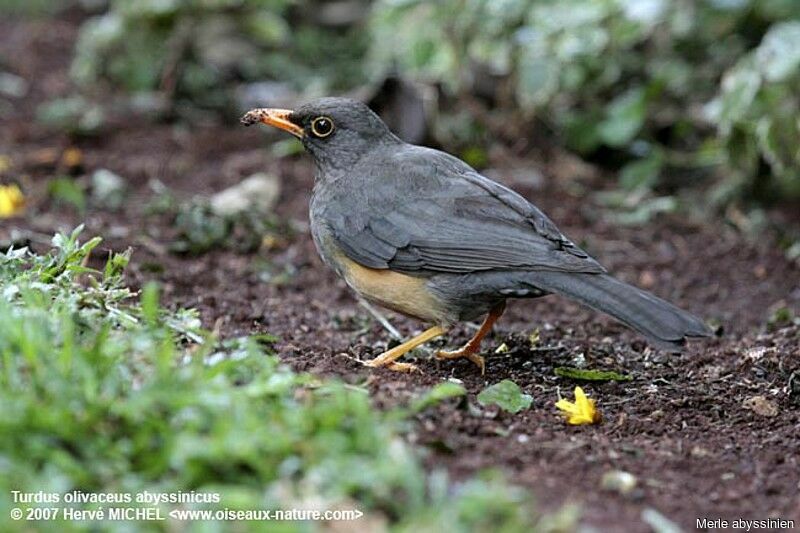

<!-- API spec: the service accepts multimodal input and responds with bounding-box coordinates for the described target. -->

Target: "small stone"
[601,470,638,495]
[639,270,656,288]
[91,168,127,209]
[742,395,778,417]
[691,445,711,458]
[744,347,769,362]
[641,508,682,533]
[0,72,28,98]
[210,172,281,216]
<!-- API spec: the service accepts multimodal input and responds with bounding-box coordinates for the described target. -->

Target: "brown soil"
[2,12,799,532]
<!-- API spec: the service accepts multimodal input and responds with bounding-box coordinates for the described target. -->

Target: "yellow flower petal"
[555,386,601,425]
[555,398,579,415]
[0,184,26,218]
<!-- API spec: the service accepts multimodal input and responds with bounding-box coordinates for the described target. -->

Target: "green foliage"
[407,381,466,414]
[707,21,800,202]
[47,177,87,213]
[36,96,105,136]
[0,227,549,532]
[56,0,800,209]
[767,306,796,330]
[371,0,800,205]
[396,472,551,533]
[477,379,532,414]
[554,367,632,382]
[60,0,800,207]
[170,201,284,255]
[71,0,369,113]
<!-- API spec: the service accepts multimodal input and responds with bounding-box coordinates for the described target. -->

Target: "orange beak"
[241,108,304,138]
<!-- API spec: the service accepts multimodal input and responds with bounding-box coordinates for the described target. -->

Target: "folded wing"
[325,146,606,276]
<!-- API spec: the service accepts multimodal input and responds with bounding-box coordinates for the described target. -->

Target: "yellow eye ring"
[311,116,334,138]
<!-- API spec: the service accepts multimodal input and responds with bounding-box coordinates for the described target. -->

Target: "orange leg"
[436,302,506,375]
[364,325,446,372]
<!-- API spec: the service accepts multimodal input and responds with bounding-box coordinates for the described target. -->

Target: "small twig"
[339,352,366,365]
[600,397,639,406]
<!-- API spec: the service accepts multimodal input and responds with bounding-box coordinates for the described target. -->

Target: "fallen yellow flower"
[0,183,25,218]
[555,386,601,425]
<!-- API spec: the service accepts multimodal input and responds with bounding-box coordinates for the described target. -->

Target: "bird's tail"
[525,272,711,351]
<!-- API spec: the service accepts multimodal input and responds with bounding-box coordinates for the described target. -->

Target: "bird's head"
[242,97,400,171]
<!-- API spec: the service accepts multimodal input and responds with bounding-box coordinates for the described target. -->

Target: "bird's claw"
[363,359,420,373]
[435,348,485,375]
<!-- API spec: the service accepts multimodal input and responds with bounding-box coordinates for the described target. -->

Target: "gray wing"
[324,146,606,276]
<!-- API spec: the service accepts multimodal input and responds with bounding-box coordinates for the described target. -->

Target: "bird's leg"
[436,302,506,375]
[364,325,446,372]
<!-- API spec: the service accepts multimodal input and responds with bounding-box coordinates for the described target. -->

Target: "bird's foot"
[363,359,420,373]
[435,347,485,375]
[361,325,446,374]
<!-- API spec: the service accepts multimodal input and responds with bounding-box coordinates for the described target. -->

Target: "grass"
[0,227,566,532]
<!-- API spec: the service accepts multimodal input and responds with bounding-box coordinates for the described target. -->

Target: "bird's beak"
[241,108,304,138]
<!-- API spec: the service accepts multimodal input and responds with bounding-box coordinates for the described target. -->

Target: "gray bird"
[242,97,711,373]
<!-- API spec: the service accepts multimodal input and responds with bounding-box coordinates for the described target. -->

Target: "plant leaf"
[477,379,533,413]
[597,87,647,147]
[410,381,466,413]
[554,367,633,382]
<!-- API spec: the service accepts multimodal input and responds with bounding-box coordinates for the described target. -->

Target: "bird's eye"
[310,116,334,138]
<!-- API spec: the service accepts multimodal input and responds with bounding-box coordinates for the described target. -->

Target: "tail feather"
[525,272,711,351]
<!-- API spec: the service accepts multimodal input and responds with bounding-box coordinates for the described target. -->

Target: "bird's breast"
[336,253,451,324]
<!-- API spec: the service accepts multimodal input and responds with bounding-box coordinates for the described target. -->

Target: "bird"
[242,97,711,373]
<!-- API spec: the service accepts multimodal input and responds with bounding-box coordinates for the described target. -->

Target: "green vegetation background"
[18,0,800,211]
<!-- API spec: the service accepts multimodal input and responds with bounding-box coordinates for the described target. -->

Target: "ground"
[2,12,799,532]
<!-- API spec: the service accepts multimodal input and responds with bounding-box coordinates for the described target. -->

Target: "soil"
[2,11,799,533]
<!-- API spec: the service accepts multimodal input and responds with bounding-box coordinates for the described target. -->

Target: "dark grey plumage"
[286,97,710,351]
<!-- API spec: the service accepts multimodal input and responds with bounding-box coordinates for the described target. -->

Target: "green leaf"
[554,367,633,382]
[460,146,489,169]
[36,96,105,136]
[47,177,86,213]
[755,21,800,82]
[477,379,532,413]
[597,87,647,148]
[715,62,761,131]
[516,53,559,109]
[563,109,604,154]
[409,381,466,413]
[619,154,664,191]
[613,195,677,226]
[103,249,131,281]
[141,281,160,327]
